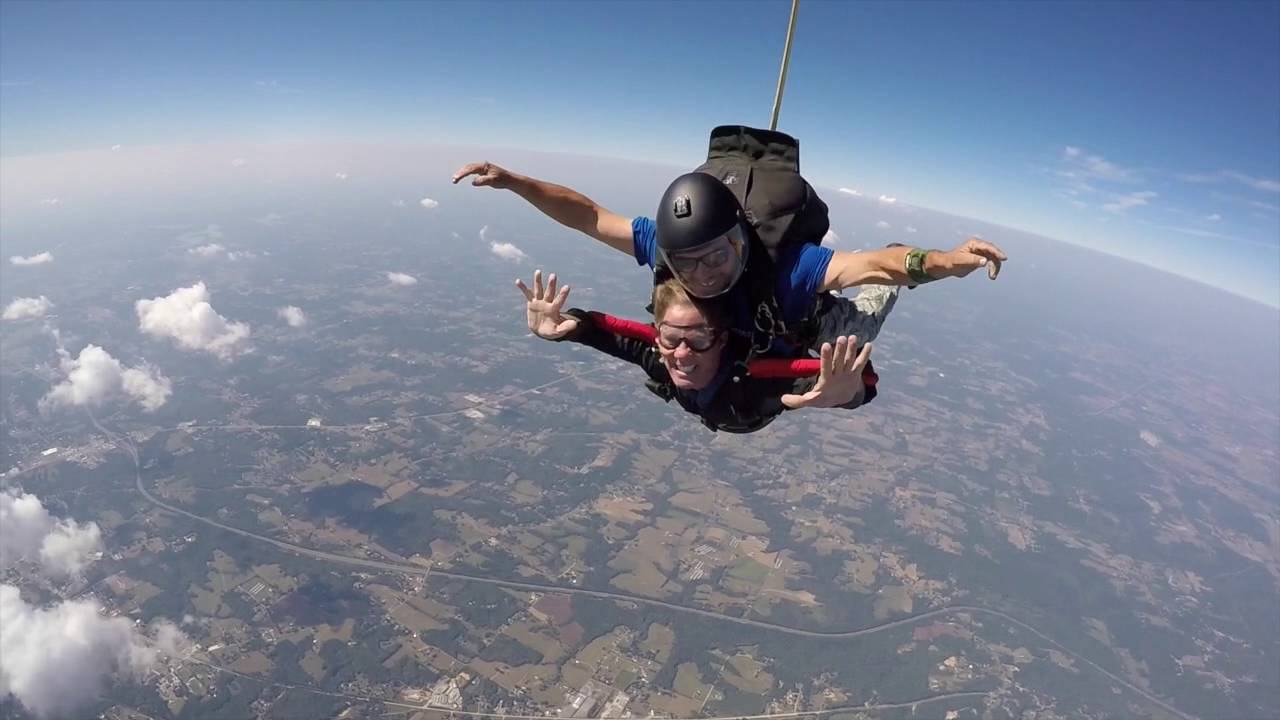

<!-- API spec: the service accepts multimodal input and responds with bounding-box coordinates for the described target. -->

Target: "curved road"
[92,414,1196,720]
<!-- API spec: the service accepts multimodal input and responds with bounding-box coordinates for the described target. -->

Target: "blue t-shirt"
[632,216,833,343]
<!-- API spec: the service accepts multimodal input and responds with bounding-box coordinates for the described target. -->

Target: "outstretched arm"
[515,270,669,382]
[454,162,634,255]
[819,238,1006,292]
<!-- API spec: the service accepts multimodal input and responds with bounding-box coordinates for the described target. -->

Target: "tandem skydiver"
[451,157,1005,359]
[515,268,875,433]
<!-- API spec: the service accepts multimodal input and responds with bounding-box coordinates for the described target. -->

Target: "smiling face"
[661,224,749,299]
[655,301,726,390]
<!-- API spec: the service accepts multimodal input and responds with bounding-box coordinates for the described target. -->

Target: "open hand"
[781,336,872,409]
[515,269,578,340]
[452,161,517,189]
[928,237,1006,280]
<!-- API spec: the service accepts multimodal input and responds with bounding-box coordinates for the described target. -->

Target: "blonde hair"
[651,277,727,328]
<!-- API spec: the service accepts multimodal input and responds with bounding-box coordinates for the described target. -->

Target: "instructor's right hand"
[452,161,516,189]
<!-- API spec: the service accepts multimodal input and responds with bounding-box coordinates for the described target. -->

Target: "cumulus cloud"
[386,271,418,286]
[876,221,891,230]
[838,188,862,197]
[905,226,918,234]
[42,345,172,413]
[188,243,226,258]
[877,195,897,204]
[231,157,247,168]
[2,296,53,321]
[391,199,406,208]
[479,225,490,243]
[135,282,251,360]
[277,305,307,327]
[111,144,122,151]
[490,242,527,262]
[1206,213,1221,221]
[1,584,186,718]
[0,488,102,578]
[1102,190,1157,214]
[10,252,53,266]
[419,197,439,209]
[334,172,348,181]
[42,198,60,206]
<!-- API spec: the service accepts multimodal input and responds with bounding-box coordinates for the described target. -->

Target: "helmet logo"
[673,195,691,218]
[724,173,738,185]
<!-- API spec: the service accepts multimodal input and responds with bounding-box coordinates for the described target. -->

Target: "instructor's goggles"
[658,224,749,299]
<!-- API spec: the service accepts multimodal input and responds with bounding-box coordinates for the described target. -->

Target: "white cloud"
[822,229,839,243]
[42,344,172,413]
[386,271,418,286]
[188,243,252,261]
[277,305,307,327]
[0,488,102,578]
[0,584,186,719]
[1102,190,1157,214]
[10,252,53,266]
[334,172,348,181]
[111,144,122,151]
[1179,170,1280,193]
[479,225,490,243]
[391,199,406,208]
[2,296,52,321]
[41,198,59,206]
[877,195,897,204]
[490,242,527,262]
[838,188,862,197]
[1206,213,1221,221]
[135,282,251,360]
[1061,146,1137,182]
[419,197,439,209]
[188,243,226,258]
[876,221,891,229]
[231,157,247,168]
[905,226,918,234]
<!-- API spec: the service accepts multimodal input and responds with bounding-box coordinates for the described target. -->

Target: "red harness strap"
[584,311,877,387]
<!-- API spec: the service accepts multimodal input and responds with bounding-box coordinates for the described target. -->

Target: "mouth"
[673,360,698,374]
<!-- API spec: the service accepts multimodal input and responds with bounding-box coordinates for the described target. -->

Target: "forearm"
[820,246,946,291]
[507,174,631,255]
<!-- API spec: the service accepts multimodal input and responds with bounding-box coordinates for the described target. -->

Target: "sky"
[2,0,1278,307]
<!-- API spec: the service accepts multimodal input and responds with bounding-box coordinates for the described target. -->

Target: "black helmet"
[654,172,750,298]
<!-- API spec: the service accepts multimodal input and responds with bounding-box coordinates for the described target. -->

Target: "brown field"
[873,585,913,620]
[673,662,713,702]
[506,620,566,663]
[314,618,356,644]
[721,654,774,694]
[640,623,674,664]
[301,650,327,681]
[370,585,447,633]
[229,651,274,675]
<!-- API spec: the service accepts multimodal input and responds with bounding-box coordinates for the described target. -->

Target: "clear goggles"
[658,224,749,298]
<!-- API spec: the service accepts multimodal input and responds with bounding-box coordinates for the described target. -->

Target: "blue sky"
[2,0,1278,306]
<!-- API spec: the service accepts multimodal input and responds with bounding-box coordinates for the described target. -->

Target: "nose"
[673,343,694,359]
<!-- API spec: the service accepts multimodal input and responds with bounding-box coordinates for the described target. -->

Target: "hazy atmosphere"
[2,3,1277,720]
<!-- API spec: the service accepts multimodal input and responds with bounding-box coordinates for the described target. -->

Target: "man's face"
[666,234,742,298]
[655,303,725,390]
